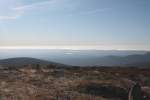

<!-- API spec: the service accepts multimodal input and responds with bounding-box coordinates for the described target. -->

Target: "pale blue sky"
[0,0,150,50]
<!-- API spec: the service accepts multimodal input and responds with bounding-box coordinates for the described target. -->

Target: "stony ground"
[0,65,150,100]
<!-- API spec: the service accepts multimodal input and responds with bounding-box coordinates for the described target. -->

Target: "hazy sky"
[0,0,150,50]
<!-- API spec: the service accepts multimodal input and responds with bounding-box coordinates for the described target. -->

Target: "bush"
[76,80,128,100]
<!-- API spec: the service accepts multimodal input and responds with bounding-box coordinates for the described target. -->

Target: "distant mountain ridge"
[0,52,150,67]
[54,52,150,67]
[0,49,148,66]
[90,52,150,67]
[0,57,63,67]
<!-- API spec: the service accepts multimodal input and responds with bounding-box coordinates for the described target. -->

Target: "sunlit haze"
[0,45,149,50]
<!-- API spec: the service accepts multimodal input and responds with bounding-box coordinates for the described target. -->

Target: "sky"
[0,0,150,50]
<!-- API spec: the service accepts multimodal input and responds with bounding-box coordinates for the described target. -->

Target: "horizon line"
[0,46,149,51]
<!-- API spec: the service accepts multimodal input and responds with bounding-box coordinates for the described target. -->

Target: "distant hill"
[0,49,148,66]
[89,52,150,67]
[56,52,150,67]
[0,52,150,67]
[0,57,64,67]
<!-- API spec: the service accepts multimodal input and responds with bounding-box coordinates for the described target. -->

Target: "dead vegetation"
[0,65,149,100]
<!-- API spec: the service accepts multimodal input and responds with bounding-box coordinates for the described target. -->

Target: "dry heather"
[0,65,149,100]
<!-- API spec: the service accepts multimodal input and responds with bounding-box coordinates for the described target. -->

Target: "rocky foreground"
[0,65,150,100]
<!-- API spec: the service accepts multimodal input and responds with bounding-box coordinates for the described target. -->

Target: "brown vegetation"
[0,65,149,100]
